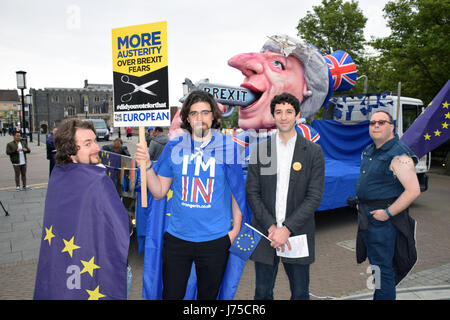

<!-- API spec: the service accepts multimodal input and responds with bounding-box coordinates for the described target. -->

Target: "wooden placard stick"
[139,126,147,207]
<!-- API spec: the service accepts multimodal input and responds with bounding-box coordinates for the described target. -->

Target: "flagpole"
[244,222,271,242]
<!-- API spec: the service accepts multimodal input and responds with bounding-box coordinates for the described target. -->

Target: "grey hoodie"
[149,133,169,161]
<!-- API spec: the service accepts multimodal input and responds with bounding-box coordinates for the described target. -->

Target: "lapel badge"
[293,161,302,171]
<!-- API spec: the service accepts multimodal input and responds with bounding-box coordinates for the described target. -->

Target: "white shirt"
[275,133,297,227]
[15,142,26,166]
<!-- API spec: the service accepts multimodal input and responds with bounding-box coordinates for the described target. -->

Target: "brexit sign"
[112,21,170,127]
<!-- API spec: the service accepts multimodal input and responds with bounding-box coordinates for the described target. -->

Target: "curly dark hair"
[179,90,222,134]
[270,92,300,116]
[54,119,96,164]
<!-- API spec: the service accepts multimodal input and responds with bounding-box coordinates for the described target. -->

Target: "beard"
[191,120,211,139]
[71,153,101,165]
[89,154,101,165]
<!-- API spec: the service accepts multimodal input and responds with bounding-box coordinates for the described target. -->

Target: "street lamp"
[357,75,368,94]
[26,94,33,142]
[16,71,27,141]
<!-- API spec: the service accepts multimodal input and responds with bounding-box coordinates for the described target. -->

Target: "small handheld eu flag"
[229,223,264,261]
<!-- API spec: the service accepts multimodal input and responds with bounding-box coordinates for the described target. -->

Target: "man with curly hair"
[135,90,247,300]
[34,119,130,300]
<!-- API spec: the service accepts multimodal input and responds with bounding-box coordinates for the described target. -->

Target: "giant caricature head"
[228,35,331,130]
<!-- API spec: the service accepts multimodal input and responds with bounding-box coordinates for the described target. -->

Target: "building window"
[67,96,74,103]
[51,96,59,103]
[64,106,75,118]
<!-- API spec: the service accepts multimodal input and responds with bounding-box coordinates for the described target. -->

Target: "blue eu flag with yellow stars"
[33,163,130,300]
[401,80,450,159]
[229,223,262,261]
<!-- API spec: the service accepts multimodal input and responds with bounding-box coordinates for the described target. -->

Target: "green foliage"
[370,0,450,103]
[296,0,367,63]
[221,105,239,129]
[295,0,449,105]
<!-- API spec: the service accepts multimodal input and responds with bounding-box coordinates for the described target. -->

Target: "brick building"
[29,80,113,133]
[0,89,20,131]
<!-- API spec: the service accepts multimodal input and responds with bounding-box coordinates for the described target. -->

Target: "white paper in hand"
[276,234,309,258]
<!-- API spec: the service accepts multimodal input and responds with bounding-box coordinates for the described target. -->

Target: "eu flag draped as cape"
[138,130,252,300]
[401,80,450,158]
[34,163,130,300]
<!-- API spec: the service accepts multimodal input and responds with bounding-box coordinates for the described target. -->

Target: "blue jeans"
[361,213,397,300]
[254,255,310,300]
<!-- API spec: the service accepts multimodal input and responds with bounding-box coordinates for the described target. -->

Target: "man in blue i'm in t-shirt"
[135,90,244,300]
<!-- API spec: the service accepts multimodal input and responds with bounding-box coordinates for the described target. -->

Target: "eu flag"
[34,163,130,300]
[401,80,450,158]
[229,223,262,261]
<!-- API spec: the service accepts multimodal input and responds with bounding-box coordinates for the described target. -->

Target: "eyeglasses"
[188,110,212,117]
[369,120,392,126]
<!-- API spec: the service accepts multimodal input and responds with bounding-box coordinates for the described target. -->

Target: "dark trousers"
[361,213,397,300]
[49,159,55,177]
[162,232,230,300]
[254,255,310,300]
[13,164,27,187]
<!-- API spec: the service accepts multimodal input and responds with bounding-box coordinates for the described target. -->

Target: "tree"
[296,0,367,62]
[370,0,450,104]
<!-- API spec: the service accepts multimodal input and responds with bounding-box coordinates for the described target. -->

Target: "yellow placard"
[112,21,168,77]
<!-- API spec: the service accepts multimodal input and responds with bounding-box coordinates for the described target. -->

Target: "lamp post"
[357,75,368,94]
[26,94,33,142]
[16,71,27,141]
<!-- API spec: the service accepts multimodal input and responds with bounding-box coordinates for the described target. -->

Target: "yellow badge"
[293,162,302,171]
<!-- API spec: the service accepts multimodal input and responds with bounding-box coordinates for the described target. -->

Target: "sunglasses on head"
[369,120,392,126]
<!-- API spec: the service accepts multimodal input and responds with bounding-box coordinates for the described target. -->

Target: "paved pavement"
[1,133,449,300]
[2,184,450,300]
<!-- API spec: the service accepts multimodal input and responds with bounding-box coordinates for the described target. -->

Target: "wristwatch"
[146,161,153,171]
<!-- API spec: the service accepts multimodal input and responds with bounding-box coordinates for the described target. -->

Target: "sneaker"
[23,186,32,190]
[16,187,20,192]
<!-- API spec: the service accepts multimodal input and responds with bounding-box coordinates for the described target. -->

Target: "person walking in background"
[126,127,132,140]
[46,128,57,177]
[148,127,168,161]
[6,130,31,191]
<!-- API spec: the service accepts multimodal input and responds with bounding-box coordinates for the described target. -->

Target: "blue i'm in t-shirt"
[157,133,233,242]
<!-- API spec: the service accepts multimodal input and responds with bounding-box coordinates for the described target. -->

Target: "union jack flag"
[324,50,357,92]
[296,123,320,143]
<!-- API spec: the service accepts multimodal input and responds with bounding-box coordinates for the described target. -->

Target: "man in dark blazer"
[246,93,325,300]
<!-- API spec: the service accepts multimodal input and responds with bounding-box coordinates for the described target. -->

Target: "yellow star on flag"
[445,112,450,119]
[434,129,441,137]
[166,189,173,201]
[61,236,81,258]
[80,256,100,277]
[424,133,431,140]
[443,101,449,109]
[44,225,55,246]
[86,285,106,300]
[443,122,449,129]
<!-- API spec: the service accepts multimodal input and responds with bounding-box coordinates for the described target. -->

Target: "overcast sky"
[0,0,391,106]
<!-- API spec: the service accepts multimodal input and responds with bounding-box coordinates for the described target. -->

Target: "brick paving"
[1,169,449,300]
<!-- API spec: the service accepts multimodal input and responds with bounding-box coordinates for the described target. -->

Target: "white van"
[84,118,110,141]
